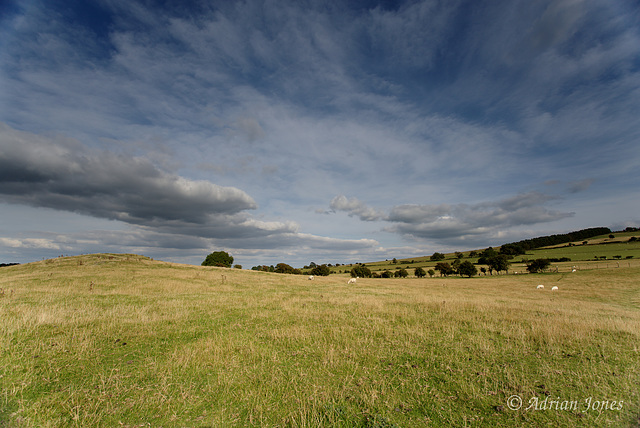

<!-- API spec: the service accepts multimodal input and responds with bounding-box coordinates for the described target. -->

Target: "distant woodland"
[499,227,612,255]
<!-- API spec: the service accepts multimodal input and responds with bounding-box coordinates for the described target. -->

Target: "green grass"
[330,231,640,276]
[1,254,640,427]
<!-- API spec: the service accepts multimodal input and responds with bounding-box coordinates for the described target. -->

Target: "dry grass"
[1,254,639,427]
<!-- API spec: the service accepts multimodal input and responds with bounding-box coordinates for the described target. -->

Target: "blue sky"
[1,0,639,268]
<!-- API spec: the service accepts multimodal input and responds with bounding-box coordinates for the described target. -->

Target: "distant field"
[331,231,640,276]
[1,254,639,427]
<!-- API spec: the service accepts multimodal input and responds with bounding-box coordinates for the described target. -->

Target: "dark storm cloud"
[0,123,257,225]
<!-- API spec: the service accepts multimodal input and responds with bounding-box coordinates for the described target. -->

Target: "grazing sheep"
[347,278,357,284]
[308,275,314,280]
[551,286,559,291]
[536,284,544,289]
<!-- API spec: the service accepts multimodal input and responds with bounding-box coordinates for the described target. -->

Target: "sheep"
[308,275,314,280]
[551,286,558,291]
[347,278,357,284]
[536,284,544,289]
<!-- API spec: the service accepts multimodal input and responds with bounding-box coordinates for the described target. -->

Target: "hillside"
[1,253,639,427]
[328,230,640,277]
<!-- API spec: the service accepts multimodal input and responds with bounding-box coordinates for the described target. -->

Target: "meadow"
[1,253,639,427]
[335,231,640,276]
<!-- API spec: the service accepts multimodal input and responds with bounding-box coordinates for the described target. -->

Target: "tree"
[499,243,526,256]
[414,267,427,278]
[275,263,301,274]
[458,261,478,277]
[487,254,511,274]
[526,259,551,273]
[477,247,497,265]
[310,264,331,276]
[351,265,372,278]
[435,262,454,277]
[430,252,446,261]
[427,269,435,278]
[452,258,461,274]
[202,251,233,268]
[381,270,393,278]
[394,268,408,278]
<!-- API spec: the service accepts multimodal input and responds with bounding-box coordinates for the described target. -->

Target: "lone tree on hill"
[202,251,233,268]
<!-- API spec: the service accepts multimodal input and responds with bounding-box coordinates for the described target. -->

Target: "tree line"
[201,227,619,277]
[498,227,611,255]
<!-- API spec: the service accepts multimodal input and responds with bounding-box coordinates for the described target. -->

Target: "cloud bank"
[330,192,575,245]
[0,124,379,262]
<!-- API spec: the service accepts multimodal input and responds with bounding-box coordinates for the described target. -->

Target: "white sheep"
[536,284,544,289]
[347,278,357,284]
[551,286,558,291]
[308,275,314,280]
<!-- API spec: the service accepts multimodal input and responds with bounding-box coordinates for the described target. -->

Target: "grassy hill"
[329,230,640,277]
[1,253,639,427]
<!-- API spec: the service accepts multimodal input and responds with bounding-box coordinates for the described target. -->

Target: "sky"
[1,0,639,268]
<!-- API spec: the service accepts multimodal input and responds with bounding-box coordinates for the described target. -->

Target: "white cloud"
[329,195,386,221]
[0,237,61,250]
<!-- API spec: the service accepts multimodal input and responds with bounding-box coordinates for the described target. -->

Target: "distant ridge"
[499,227,612,255]
[0,263,20,268]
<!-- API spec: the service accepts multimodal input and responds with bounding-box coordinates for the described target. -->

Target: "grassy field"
[1,253,639,427]
[331,231,640,276]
